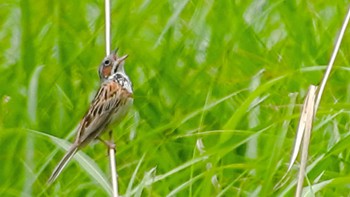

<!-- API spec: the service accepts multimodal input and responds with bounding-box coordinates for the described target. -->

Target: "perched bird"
[48,50,133,183]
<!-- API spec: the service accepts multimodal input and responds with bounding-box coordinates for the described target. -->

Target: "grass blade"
[295,85,317,197]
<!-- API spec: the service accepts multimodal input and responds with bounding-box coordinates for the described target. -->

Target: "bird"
[48,49,133,184]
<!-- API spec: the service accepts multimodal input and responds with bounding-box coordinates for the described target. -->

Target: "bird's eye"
[104,59,110,65]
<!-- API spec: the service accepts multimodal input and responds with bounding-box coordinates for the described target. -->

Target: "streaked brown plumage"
[48,50,133,183]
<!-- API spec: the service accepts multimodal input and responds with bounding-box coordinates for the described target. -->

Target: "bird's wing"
[75,80,132,145]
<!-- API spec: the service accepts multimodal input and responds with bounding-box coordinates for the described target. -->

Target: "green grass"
[1,0,350,196]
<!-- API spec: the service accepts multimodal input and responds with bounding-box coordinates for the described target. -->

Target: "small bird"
[48,49,133,184]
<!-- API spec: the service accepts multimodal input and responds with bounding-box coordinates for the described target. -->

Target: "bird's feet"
[98,137,116,153]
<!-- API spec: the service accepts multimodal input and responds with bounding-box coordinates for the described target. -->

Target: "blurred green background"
[1,0,350,196]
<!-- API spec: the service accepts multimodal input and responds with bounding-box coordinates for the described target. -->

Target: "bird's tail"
[47,145,78,184]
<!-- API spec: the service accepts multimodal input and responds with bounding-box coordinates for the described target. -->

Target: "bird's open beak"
[111,48,128,63]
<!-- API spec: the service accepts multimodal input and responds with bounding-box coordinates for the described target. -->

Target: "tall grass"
[1,0,350,196]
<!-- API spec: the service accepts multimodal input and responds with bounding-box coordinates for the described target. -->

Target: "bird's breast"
[109,97,133,125]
